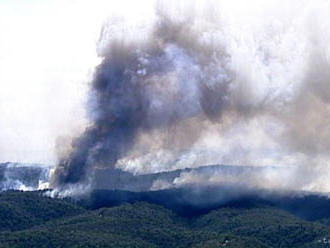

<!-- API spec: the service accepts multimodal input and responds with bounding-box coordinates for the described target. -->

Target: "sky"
[0,0,159,165]
[0,0,148,164]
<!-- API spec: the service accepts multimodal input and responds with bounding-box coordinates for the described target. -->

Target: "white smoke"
[104,0,329,174]
[0,163,52,192]
[149,165,330,193]
[108,0,330,193]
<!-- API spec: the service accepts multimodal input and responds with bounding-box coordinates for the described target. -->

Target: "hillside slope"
[0,191,330,247]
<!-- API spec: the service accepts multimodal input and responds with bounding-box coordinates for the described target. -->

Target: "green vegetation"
[0,191,330,247]
[0,191,85,232]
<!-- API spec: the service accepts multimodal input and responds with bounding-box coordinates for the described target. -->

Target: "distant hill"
[93,164,284,191]
[0,163,51,191]
[1,190,330,247]
[0,162,283,192]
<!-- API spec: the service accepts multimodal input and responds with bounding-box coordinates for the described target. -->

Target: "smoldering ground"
[51,0,330,196]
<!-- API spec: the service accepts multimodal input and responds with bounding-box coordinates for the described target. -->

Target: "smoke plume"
[51,0,330,195]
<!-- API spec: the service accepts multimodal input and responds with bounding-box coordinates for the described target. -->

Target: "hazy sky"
[0,1,122,164]
[0,0,158,164]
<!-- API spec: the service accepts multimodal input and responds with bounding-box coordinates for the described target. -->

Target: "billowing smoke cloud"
[51,0,330,195]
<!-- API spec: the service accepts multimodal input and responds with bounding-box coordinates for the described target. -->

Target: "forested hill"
[1,190,330,247]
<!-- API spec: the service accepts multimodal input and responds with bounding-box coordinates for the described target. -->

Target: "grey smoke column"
[51,1,330,194]
[51,14,233,189]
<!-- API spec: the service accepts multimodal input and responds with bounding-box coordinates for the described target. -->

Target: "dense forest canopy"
[1,190,330,247]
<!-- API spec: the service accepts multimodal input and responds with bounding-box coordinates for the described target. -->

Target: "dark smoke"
[52,47,151,186]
